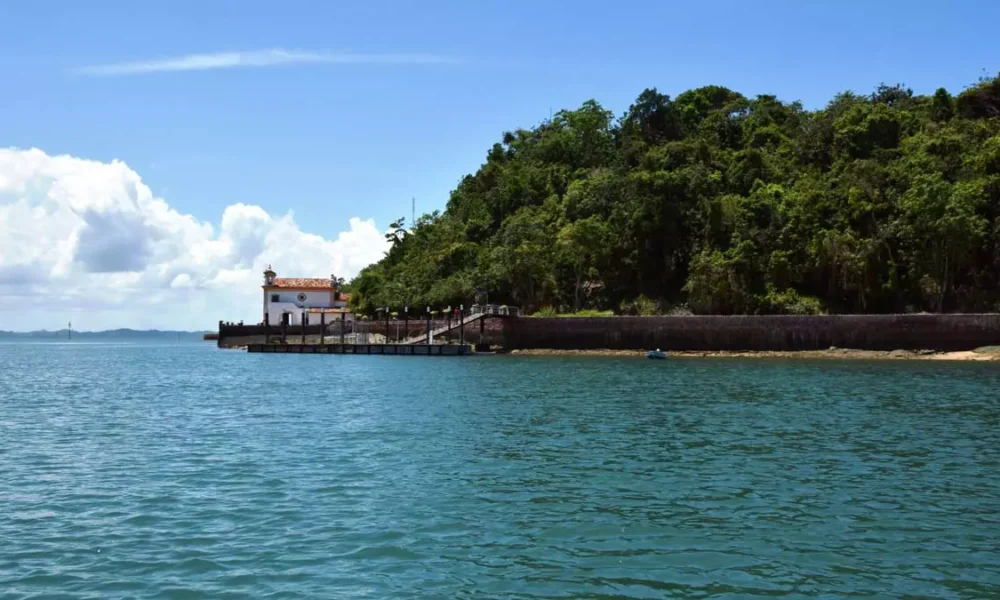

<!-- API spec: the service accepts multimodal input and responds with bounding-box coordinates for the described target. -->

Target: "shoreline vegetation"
[508,347,1000,361]
[350,75,1000,319]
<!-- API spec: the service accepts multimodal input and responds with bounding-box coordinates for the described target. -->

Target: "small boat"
[646,349,667,360]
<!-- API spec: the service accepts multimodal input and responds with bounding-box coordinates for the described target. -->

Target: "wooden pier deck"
[247,343,473,356]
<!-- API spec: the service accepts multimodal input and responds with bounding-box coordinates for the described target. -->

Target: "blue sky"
[3,0,998,236]
[1,1,999,330]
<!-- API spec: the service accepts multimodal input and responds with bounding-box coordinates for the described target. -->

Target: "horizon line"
[0,328,212,334]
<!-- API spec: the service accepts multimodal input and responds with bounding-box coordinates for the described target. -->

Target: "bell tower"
[262,265,277,325]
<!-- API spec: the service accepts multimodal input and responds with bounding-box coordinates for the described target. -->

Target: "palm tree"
[385,218,407,246]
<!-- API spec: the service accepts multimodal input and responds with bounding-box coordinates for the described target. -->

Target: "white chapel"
[262,266,353,326]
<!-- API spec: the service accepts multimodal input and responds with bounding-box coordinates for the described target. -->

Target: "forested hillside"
[351,75,1000,315]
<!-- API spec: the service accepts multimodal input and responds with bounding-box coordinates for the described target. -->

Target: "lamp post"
[459,303,465,346]
[375,307,384,345]
[426,306,432,346]
[480,305,485,345]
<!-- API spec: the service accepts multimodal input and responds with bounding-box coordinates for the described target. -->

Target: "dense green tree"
[350,75,1000,316]
[558,216,611,311]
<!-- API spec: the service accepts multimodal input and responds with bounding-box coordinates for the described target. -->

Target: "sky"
[1,0,998,331]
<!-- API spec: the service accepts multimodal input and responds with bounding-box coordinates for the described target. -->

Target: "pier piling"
[246,343,472,356]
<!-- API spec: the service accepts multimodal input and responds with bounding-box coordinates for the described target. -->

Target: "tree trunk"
[573,269,582,312]
[938,253,950,313]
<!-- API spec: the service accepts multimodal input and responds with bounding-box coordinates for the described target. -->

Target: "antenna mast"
[411,197,415,226]
[68,321,72,341]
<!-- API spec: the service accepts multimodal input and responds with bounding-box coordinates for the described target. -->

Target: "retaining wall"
[503,314,1000,351]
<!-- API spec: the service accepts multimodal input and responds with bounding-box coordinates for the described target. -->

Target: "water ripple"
[1,344,999,597]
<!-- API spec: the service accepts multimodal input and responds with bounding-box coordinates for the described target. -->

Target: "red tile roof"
[271,278,333,289]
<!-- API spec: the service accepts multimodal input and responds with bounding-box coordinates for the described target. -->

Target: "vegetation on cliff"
[351,75,1000,315]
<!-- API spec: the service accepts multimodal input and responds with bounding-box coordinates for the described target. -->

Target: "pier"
[221,305,519,354]
[223,308,1000,354]
[247,343,472,355]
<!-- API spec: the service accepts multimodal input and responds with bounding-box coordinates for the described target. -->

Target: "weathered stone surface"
[503,314,1000,352]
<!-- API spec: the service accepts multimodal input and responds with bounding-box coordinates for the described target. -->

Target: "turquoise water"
[2,343,999,598]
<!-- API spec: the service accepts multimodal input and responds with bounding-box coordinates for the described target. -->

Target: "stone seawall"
[219,315,1000,351]
[503,315,1000,352]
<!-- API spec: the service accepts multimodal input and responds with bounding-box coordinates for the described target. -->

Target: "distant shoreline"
[508,348,1000,361]
[0,329,210,338]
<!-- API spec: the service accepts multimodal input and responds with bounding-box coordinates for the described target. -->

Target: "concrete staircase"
[403,313,485,345]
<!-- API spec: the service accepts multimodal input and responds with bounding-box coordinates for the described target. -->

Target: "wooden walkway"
[247,343,472,356]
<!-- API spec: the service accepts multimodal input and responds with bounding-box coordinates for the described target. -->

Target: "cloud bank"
[76,49,459,76]
[0,148,389,331]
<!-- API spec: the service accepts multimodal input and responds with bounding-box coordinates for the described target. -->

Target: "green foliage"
[931,88,955,122]
[570,309,615,317]
[620,295,659,316]
[529,308,614,318]
[350,76,1000,315]
[758,285,827,315]
[957,73,1000,119]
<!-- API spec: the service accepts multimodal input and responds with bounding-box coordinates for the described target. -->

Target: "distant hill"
[0,329,211,340]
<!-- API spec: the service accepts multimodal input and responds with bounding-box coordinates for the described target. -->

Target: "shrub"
[528,307,614,317]
[757,285,826,315]
[620,295,659,316]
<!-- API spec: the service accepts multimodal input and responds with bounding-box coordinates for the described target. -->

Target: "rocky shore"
[508,347,1000,361]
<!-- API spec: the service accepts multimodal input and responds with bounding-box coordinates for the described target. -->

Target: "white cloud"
[0,148,390,331]
[76,49,460,76]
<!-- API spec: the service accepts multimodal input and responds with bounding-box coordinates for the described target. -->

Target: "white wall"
[267,290,337,306]
[263,289,349,325]
[265,303,354,326]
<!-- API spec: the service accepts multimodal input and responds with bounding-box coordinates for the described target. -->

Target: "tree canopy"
[350,75,1000,316]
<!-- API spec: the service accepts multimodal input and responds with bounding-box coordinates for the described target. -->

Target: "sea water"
[1,342,999,598]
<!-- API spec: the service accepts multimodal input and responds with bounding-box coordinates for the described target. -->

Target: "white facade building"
[262,266,353,326]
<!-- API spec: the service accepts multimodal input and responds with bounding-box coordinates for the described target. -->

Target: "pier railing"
[218,307,519,348]
[470,304,520,317]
